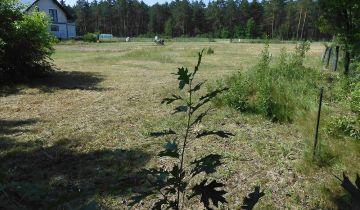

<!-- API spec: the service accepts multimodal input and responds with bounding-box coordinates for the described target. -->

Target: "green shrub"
[327,115,360,140]
[219,41,320,123]
[83,33,97,42]
[0,0,56,84]
[206,47,214,54]
[348,64,360,116]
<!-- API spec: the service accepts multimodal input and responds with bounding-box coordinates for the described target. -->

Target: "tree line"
[61,0,331,40]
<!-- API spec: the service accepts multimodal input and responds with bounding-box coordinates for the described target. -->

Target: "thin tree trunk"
[296,8,302,40]
[271,12,275,38]
[300,11,307,40]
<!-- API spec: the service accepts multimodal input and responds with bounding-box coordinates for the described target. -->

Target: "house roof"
[23,0,74,20]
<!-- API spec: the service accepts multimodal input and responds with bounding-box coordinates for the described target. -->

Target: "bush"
[348,64,360,116]
[219,41,320,123]
[327,115,360,140]
[0,0,55,85]
[206,47,214,54]
[83,33,97,42]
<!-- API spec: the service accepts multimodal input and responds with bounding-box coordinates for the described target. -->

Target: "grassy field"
[1,41,358,209]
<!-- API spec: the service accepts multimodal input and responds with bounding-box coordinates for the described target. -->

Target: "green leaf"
[192,49,205,77]
[158,140,179,158]
[192,87,229,113]
[199,87,229,101]
[241,186,265,210]
[191,154,222,177]
[161,94,182,104]
[190,179,227,209]
[196,130,234,138]
[173,67,190,89]
[191,107,211,126]
[190,81,207,93]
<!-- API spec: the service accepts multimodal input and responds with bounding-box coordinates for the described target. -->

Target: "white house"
[22,0,76,39]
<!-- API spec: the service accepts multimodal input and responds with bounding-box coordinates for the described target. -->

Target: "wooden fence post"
[344,51,350,75]
[326,47,332,68]
[322,47,329,63]
[333,46,339,71]
[313,87,324,160]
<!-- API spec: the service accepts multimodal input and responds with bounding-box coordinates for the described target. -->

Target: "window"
[51,25,59,32]
[49,9,58,23]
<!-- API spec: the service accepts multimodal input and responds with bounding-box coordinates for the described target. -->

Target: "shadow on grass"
[0,119,150,209]
[0,70,106,96]
[0,119,39,136]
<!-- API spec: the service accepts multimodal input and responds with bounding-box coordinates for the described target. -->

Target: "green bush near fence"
[216,41,321,123]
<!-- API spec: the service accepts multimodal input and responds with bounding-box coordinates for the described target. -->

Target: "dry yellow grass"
[2,41,353,209]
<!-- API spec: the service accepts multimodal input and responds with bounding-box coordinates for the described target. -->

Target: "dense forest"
[60,0,331,40]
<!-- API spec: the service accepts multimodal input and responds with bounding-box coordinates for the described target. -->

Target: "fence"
[322,45,350,74]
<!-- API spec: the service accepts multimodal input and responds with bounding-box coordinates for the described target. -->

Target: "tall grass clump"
[219,41,321,123]
[326,62,360,139]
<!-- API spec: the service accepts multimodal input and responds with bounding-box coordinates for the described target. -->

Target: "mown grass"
[1,41,358,209]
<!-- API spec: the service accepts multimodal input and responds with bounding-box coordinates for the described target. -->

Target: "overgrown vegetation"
[130,50,232,209]
[0,0,55,85]
[218,41,320,123]
[1,36,359,208]
[129,50,265,209]
[318,0,360,74]
[326,62,360,140]
[83,32,97,42]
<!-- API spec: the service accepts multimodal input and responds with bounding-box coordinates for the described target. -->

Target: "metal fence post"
[313,87,324,160]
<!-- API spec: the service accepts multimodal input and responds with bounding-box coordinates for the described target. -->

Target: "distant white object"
[238,39,241,42]
[99,34,113,39]
[126,37,130,42]
[154,35,164,45]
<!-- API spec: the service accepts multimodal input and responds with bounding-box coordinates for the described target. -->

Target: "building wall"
[67,23,76,38]
[28,0,76,39]
[29,0,68,23]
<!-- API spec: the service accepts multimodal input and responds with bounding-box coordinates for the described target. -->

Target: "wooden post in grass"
[313,87,324,159]
[326,47,332,68]
[322,47,329,63]
[344,51,351,75]
[332,46,339,71]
